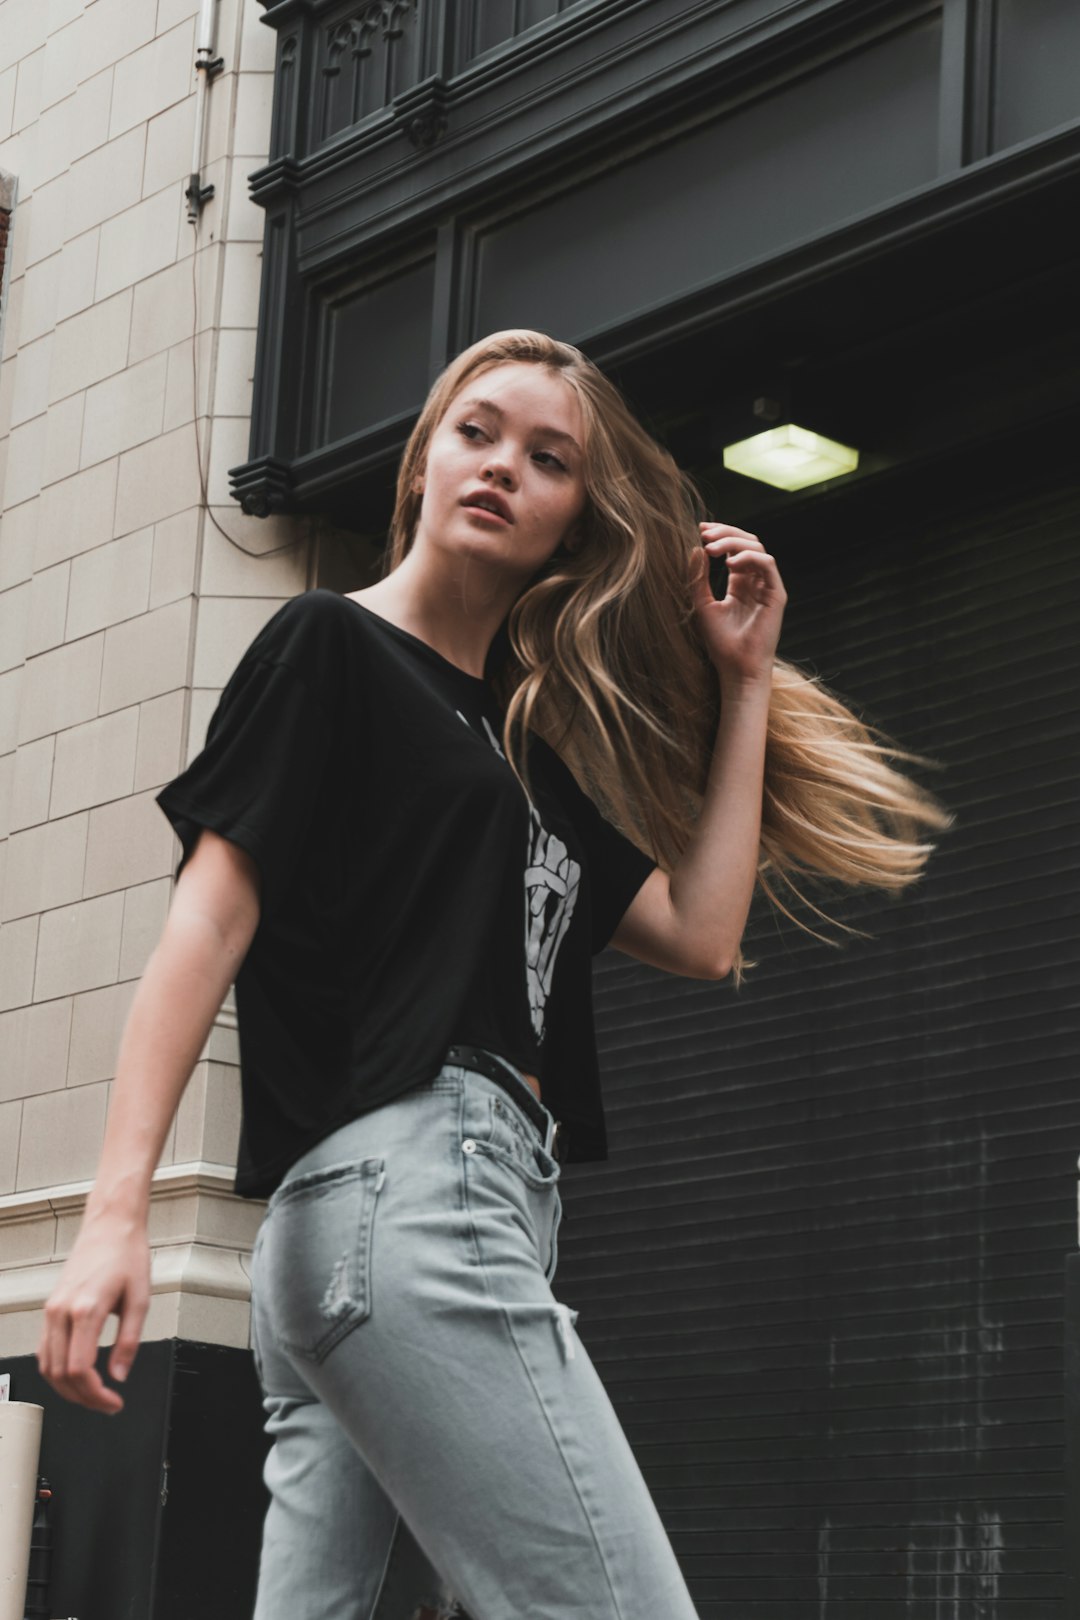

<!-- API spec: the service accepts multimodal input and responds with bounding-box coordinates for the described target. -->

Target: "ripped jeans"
[248,1051,700,1620]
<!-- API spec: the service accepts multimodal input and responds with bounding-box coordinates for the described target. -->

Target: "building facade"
[1,0,1079,1615]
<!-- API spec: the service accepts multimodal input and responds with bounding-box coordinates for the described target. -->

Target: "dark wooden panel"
[460,0,577,64]
[993,0,1080,153]
[473,14,942,340]
[322,254,435,440]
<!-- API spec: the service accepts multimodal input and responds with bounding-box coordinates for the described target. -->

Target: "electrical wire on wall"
[184,0,299,561]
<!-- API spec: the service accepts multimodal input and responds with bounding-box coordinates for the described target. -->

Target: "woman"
[37,330,947,1620]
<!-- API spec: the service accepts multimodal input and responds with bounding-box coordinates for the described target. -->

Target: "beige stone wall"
[0,0,308,1356]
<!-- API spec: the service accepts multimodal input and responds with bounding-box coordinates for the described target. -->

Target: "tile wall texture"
[0,0,308,1350]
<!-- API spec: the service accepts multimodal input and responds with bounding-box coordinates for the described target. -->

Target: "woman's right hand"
[37,1208,151,1415]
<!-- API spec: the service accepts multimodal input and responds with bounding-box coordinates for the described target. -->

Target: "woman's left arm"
[610,523,787,979]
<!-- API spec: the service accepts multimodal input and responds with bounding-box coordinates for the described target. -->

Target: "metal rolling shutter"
[555,480,1080,1618]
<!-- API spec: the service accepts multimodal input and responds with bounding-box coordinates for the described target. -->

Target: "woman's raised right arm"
[37,828,262,1414]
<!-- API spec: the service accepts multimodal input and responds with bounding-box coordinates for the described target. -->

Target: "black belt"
[446,1043,566,1162]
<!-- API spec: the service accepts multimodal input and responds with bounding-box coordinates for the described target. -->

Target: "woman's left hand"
[689,522,787,688]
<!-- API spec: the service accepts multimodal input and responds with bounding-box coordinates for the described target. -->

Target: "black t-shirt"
[155,588,657,1199]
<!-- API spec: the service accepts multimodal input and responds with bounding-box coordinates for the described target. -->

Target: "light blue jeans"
[248,1051,700,1620]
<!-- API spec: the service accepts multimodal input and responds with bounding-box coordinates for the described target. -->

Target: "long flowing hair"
[383,330,950,977]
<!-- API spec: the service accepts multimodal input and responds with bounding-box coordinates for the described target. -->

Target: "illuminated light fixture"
[723,422,859,491]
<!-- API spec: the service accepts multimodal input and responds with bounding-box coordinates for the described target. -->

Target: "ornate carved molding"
[393,74,450,148]
[322,1,416,74]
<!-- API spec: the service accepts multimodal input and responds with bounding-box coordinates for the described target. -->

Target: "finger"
[40,1300,73,1389]
[724,550,782,579]
[699,522,762,544]
[109,1285,148,1386]
[40,1322,119,1414]
[703,540,767,563]
[66,1302,123,1413]
[688,547,717,611]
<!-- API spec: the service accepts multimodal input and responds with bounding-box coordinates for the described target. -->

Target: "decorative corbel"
[393,74,451,149]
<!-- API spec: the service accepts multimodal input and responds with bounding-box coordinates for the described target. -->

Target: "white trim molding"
[0,1162,267,1355]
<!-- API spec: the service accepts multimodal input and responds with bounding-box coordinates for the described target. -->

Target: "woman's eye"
[456,421,485,441]
[534,450,568,472]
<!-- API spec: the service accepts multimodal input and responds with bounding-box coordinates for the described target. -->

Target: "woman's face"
[414,361,588,583]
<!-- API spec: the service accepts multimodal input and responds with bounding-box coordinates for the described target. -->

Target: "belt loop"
[446,1042,565,1160]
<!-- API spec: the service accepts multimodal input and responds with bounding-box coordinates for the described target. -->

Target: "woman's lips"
[461,504,511,525]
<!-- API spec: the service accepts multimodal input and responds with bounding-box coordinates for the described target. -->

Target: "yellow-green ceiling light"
[723,423,859,491]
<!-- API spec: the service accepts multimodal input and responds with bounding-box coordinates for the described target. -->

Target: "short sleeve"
[537,741,658,954]
[155,607,338,921]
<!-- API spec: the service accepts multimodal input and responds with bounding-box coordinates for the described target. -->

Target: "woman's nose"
[481,455,517,488]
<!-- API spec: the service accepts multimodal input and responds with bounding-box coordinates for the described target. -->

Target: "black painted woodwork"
[2,1343,270,1620]
[231,0,1080,522]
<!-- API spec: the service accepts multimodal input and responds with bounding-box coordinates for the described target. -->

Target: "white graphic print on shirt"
[457,711,581,1042]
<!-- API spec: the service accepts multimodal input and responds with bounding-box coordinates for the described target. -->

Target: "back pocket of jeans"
[261,1157,386,1365]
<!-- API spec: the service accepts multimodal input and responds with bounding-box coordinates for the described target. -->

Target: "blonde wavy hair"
[384,329,950,977]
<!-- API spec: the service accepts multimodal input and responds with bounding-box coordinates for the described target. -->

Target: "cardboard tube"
[0,1402,43,1620]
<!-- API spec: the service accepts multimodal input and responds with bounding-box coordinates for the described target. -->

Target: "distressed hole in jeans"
[321,1252,352,1317]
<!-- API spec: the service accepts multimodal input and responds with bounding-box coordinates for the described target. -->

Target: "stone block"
[34,890,124,1002]
[40,17,81,113]
[49,287,132,405]
[50,705,139,820]
[173,1060,242,1167]
[0,1100,20,1194]
[36,459,119,571]
[219,238,262,328]
[26,559,69,658]
[10,332,51,428]
[0,912,38,1012]
[55,228,100,325]
[1,810,89,923]
[1,0,50,65]
[24,172,66,269]
[0,581,30,675]
[119,876,171,981]
[113,422,200,535]
[67,528,154,640]
[3,414,45,510]
[148,507,198,610]
[96,184,184,304]
[0,65,16,144]
[0,497,38,593]
[0,752,13,841]
[65,125,146,242]
[77,0,158,85]
[232,70,273,157]
[0,995,73,1104]
[68,68,113,166]
[144,94,197,197]
[67,977,139,1087]
[9,733,54,832]
[109,16,196,141]
[84,786,177,897]
[0,667,23,758]
[41,389,85,489]
[33,91,75,189]
[20,250,61,345]
[17,1079,109,1190]
[129,258,196,366]
[17,632,103,746]
[133,687,186,792]
[99,596,192,713]
[12,47,45,136]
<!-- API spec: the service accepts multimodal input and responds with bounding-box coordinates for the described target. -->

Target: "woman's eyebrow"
[458,396,581,453]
